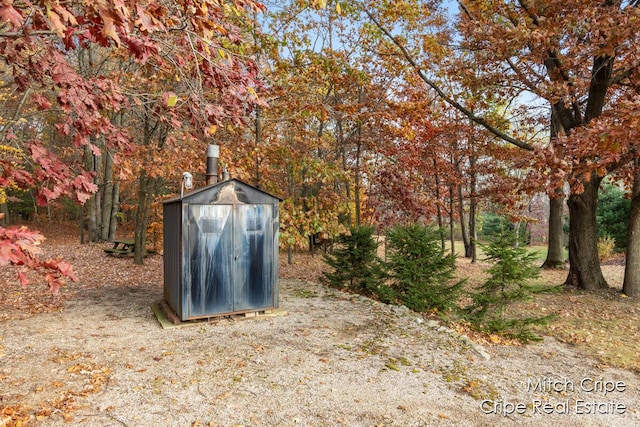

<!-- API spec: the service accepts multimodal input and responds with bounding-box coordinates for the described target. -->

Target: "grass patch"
[525,244,568,263]
[291,288,319,299]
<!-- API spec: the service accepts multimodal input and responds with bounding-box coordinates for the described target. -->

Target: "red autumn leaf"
[32,93,52,109]
[0,243,15,266]
[55,261,78,282]
[51,2,78,26]
[0,4,23,28]
[100,13,121,46]
[17,270,29,287]
[55,122,71,135]
[73,173,99,193]
[48,10,66,36]
[135,4,163,32]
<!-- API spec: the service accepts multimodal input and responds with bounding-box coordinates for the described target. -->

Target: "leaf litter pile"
[1,223,640,426]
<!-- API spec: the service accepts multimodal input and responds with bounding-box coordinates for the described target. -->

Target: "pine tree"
[322,225,383,295]
[463,231,558,342]
[385,224,463,312]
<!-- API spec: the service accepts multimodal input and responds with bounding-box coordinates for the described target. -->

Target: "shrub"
[322,225,383,295]
[597,235,616,261]
[462,231,558,342]
[384,224,463,313]
[597,182,630,252]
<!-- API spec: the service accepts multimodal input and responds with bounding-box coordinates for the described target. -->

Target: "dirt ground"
[1,225,640,426]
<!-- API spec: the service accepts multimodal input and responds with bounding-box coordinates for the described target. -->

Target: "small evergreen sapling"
[384,224,463,313]
[322,225,383,295]
[463,231,557,342]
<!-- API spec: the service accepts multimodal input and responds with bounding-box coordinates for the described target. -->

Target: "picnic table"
[104,239,135,256]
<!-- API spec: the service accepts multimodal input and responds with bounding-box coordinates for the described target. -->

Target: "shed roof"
[163,178,282,205]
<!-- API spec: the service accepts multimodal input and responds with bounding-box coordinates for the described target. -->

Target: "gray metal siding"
[272,204,280,308]
[163,201,182,318]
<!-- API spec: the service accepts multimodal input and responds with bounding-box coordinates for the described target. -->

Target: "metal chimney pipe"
[206,144,219,185]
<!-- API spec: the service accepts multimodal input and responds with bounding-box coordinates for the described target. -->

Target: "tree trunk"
[336,120,351,225]
[468,194,477,262]
[108,181,120,241]
[80,205,86,244]
[354,137,362,227]
[83,145,99,242]
[254,106,262,187]
[433,159,445,251]
[563,50,613,291]
[134,173,156,265]
[94,157,102,238]
[543,109,567,268]
[565,176,608,290]
[542,190,567,268]
[0,202,7,226]
[622,160,640,297]
[308,234,316,257]
[457,182,471,257]
[101,148,114,241]
[468,146,477,263]
[513,222,522,247]
[92,137,103,239]
[449,184,455,256]
[79,47,102,242]
[352,86,364,227]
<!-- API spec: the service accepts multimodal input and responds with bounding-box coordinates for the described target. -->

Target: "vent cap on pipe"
[207,144,220,158]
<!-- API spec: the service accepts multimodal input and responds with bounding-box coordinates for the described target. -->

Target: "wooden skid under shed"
[152,300,287,329]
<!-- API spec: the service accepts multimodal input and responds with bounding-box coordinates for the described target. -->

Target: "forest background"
[1,0,640,301]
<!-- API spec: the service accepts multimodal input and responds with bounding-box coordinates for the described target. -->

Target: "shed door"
[187,204,233,317]
[233,204,274,311]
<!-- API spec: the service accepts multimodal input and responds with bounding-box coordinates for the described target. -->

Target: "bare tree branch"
[363,9,533,151]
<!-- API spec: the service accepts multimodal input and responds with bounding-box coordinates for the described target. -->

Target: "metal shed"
[163,178,280,321]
